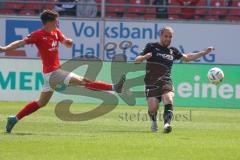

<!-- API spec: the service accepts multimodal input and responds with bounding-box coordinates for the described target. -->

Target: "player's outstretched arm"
[134,52,152,64]
[0,40,26,53]
[181,46,214,62]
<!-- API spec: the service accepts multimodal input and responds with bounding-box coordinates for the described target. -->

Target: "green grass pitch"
[1,102,240,160]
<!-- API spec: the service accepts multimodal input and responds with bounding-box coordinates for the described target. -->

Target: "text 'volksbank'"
[72,22,161,39]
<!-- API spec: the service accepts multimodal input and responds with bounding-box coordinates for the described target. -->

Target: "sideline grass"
[1,102,240,160]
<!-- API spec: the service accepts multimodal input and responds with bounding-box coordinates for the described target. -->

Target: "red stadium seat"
[0,9,16,15]
[205,15,219,20]
[144,7,156,19]
[44,0,57,10]
[175,0,200,19]
[4,1,24,10]
[168,0,181,20]
[95,0,102,16]
[225,1,240,22]
[24,0,44,10]
[209,0,227,18]
[125,0,145,18]
[19,9,36,16]
[195,0,208,19]
[106,0,125,17]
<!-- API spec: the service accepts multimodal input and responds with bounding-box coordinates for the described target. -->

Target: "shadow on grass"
[1,130,151,137]
[1,132,35,136]
[1,132,57,136]
[14,132,35,136]
[101,130,150,133]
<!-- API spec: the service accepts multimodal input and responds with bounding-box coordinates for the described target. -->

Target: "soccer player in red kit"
[0,10,125,133]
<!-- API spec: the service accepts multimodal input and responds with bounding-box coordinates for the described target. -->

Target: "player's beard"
[161,41,171,47]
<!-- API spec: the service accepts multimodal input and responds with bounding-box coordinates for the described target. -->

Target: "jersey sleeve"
[56,28,66,43]
[171,47,183,60]
[24,31,38,44]
[139,43,152,56]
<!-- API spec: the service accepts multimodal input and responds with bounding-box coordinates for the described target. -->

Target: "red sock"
[16,101,40,120]
[85,81,113,91]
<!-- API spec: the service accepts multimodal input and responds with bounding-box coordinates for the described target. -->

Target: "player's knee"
[36,100,49,108]
[82,77,92,83]
[162,93,174,105]
[69,77,80,86]
[147,97,159,112]
[148,105,158,112]
[164,97,173,104]
[165,100,173,105]
[69,76,87,86]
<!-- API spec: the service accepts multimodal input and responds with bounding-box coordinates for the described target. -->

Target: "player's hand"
[0,46,6,53]
[204,47,215,55]
[64,39,73,48]
[144,52,152,59]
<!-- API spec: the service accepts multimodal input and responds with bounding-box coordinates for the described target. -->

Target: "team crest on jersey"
[48,40,58,51]
[51,41,57,47]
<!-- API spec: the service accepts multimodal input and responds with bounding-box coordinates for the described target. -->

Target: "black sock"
[163,104,173,124]
[148,110,157,122]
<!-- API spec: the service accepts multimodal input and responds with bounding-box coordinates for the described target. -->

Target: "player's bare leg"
[147,97,159,132]
[6,91,53,133]
[162,91,174,133]
[6,70,126,133]
[68,74,126,93]
[37,91,54,108]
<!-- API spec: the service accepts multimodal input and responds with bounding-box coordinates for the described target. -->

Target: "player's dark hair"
[40,10,59,25]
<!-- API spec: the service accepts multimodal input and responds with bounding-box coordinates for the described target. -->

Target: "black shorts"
[145,80,174,101]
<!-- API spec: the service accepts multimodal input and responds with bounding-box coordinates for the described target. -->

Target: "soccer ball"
[207,67,224,84]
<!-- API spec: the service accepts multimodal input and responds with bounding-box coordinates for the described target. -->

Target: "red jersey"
[24,28,65,73]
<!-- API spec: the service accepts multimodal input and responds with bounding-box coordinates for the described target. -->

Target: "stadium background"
[0,0,239,108]
[1,1,240,160]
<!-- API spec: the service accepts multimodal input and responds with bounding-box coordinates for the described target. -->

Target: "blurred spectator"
[76,0,97,17]
[207,0,233,8]
[0,0,4,5]
[177,0,199,19]
[206,0,211,6]
[206,0,211,15]
[152,0,169,18]
[0,0,3,9]
[225,0,232,7]
[54,0,77,16]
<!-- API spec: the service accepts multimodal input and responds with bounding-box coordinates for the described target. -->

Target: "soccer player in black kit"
[135,26,214,133]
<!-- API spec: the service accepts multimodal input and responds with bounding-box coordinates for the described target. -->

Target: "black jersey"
[140,42,183,84]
